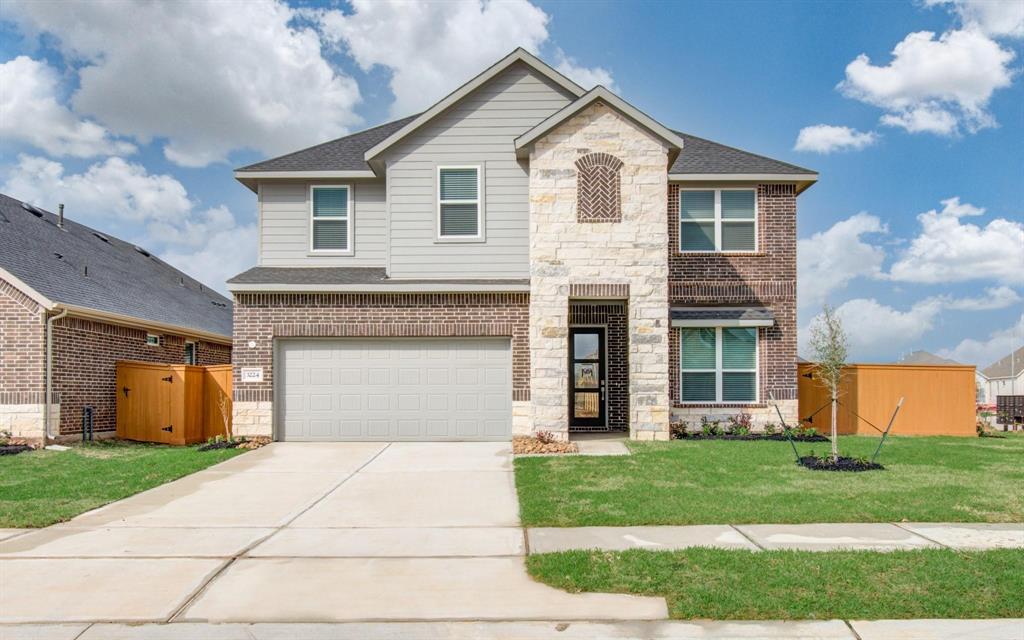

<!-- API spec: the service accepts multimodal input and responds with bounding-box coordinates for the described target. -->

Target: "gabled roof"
[0,193,232,340]
[514,86,686,162]
[670,131,816,177]
[982,346,1024,379]
[361,48,585,168]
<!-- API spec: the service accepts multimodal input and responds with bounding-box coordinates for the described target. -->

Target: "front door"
[569,327,606,427]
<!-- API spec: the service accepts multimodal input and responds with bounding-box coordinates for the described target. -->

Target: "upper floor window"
[679,189,756,252]
[438,166,482,239]
[680,326,758,403]
[310,185,351,253]
[575,152,623,223]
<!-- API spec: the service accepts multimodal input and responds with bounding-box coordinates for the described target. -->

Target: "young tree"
[808,304,849,460]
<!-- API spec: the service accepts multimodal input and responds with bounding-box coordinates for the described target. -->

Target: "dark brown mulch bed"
[0,444,34,456]
[197,440,241,452]
[798,455,883,472]
[674,432,830,443]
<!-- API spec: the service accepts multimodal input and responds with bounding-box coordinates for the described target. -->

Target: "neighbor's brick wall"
[667,183,798,423]
[231,292,531,404]
[51,317,230,435]
[0,277,46,403]
[569,302,628,431]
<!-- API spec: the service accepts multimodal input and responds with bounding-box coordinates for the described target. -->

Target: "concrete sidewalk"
[527,522,1024,553]
[3,618,1022,639]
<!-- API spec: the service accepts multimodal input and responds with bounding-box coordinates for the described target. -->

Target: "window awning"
[671,306,775,328]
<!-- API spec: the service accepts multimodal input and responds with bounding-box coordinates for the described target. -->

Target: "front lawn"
[515,434,1024,526]
[0,439,246,528]
[527,548,1024,620]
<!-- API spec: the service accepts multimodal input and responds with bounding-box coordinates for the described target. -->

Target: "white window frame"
[309,184,353,255]
[184,341,197,365]
[679,188,757,253]
[679,326,759,403]
[436,165,484,242]
[145,334,161,347]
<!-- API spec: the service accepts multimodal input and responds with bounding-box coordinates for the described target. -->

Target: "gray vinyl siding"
[258,180,386,267]
[383,62,575,278]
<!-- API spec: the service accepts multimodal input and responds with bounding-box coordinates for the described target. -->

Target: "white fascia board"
[0,267,55,310]
[671,318,775,328]
[363,48,585,163]
[59,304,232,344]
[515,86,686,157]
[233,170,377,180]
[227,282,530,294]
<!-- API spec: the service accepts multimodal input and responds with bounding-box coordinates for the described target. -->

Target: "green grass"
[0,439,246,527]
[515,434,1024,526]
[527,548,1024,620]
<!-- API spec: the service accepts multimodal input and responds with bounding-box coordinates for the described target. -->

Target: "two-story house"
[227,49,816,442]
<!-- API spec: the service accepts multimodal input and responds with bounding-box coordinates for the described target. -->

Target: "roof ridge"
[235,114,420,172]
[673,130,816,174]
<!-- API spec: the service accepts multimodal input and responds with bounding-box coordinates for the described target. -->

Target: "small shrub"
[700,417,723,437]
[535,430,558,445]
[670,420,689,439]
[0,430,10,446]
[763,422,778,436]
[725,413,752,435]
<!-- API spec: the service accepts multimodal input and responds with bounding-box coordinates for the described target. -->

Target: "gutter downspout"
[44,307,68,442]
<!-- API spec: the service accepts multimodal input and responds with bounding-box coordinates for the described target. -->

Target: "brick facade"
[667,183,798,427]
[231,292,531,435]
[0,277,45,403]
[51,317,231,435]
[575,152,624,223]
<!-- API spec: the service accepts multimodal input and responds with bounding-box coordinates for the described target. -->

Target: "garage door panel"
[278,338,511,441]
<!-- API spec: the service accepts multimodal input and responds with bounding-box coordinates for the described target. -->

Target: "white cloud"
[1,154,252,293]
[0,56,136,158]
[6,0,361,167]
[926,0,1024,38]
[794,124,878,153]
[553,49,616,91]
[941,286,1021,311]
[800,297,946,359]
[314,0,611,118]
[798,212,888,308]
[888,197,1024,284]
[939,313,1024,367]
[839,28,1015,135]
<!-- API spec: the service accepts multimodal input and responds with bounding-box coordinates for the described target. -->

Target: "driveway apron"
[0,442,666,623]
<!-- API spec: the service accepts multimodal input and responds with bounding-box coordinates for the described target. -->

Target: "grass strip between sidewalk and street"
[515,434,1024,526]
[527,547,1024,620]
[0,439,246,528]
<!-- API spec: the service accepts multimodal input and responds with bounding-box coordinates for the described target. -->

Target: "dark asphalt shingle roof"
[671,307,775,322]
[0,194,232,338]
[236,116,419,172]
[236,117,815,177]
[227,267,528,288]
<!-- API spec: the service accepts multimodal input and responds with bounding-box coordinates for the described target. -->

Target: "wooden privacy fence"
[797,362,976,437]
[116,361,232,445]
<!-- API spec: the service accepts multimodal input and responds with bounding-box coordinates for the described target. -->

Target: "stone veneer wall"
[667,183,799,429]
[529,101,671,440]
[231,292,531,437]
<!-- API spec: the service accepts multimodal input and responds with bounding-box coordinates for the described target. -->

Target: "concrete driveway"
[0,442,666,624]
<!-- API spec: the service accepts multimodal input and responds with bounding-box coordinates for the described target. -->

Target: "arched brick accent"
[575,152,623,222]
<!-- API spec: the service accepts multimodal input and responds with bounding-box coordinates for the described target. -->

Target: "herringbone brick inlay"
[575,152,623,222]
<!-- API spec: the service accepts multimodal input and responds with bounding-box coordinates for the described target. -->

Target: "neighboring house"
[980,346,1024,405]
[897,350,987,403]
[227,49,817,442]
[0,194,233,441]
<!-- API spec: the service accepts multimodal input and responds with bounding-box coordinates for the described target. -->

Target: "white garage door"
[277,338,512,441]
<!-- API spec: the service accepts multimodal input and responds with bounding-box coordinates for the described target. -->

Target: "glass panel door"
[570,328,605,427]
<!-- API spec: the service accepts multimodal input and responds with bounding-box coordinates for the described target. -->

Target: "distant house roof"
[982,346,1024,379]
[896,350,962,366]
[0,194,232,340]
[227,266,529,293]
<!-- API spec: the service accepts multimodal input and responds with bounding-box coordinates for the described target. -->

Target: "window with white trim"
[145,334,160,347]
[680,327,758,402]
[438,166,481,238]
[679,189,756,252]
[310,185,351,252]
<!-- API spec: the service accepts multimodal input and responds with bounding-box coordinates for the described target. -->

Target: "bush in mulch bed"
[798,455,883,472]
[671,414,829,442]
[674,431,830,443]
[197,440,241,452]
[513,433,578,455]
[197,435,272,452]
[0,444,34,456]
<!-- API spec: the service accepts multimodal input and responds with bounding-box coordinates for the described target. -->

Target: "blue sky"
[1,0,1021,366]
